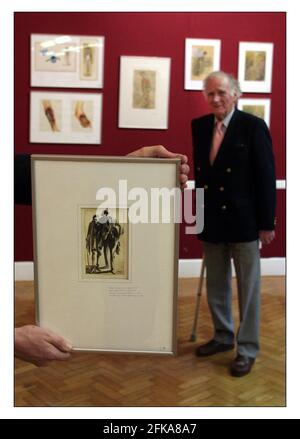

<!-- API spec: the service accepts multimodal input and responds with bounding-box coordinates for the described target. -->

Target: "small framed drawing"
[32,155,180,354]
[118,56,171,129]
[238,42,274,93]
[30,91,102,144]
[184,38,221,90]
[31,34,105,88]
[238,98,271,127]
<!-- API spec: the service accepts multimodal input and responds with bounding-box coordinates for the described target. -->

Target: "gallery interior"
[14,12,285,407]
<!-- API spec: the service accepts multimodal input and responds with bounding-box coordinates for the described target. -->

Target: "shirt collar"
[215,107,236,128]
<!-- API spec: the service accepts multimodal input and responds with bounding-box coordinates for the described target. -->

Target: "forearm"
[14,154,32,205]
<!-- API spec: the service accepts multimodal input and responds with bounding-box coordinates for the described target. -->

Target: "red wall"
[14,12,286,260]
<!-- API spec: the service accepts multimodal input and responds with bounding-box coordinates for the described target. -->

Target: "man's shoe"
[230,354,255,377]
[195,339,234,357]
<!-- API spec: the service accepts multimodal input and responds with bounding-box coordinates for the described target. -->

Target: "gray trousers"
[203,240,261,358]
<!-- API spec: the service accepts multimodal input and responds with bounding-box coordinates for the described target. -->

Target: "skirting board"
[186,179,286,190]
[15,258,286,281]
[178,258,285,278]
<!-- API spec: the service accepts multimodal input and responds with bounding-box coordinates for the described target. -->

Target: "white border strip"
[186,179,286,190]
[14,262,34,281]
[179,258,285,278]
[15,258,285,281]
[276,180,286,190]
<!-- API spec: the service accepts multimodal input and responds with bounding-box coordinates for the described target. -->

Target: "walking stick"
[190,255,206,342]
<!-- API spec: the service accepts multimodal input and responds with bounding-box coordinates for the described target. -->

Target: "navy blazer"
[192,109,276,243]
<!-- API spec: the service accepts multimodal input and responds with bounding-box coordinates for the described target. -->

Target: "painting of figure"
[191,45,214,80]
[133,70,156,109]
[81,207,128,279]
[80,39,99,81]
[245,51,266,81]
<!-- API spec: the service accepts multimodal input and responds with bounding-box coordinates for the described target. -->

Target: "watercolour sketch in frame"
[238,98,271,127]
[81,206,129,280]
[32,155,179,354]
[238,42,273,93]
[80,37,100,81]
[31,34,104,88]
[184,39,221,90]
[133,70,156,109]
[30,91,102,144]
[118,56,171,129]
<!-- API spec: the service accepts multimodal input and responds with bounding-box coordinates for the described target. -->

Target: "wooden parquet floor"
[14,277,285,407]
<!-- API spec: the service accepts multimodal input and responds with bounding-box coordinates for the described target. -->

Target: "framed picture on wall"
[118,56,171,129]
[32,154,179,354]
[30,91,102,144]
[184,38,221,90]
[238,42,274,93]
[31,34,105,88]
[238,98,271,127]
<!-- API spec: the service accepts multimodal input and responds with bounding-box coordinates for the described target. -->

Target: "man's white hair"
[203,71,242,98]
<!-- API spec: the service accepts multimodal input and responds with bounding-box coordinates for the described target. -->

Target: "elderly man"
[192,71,276,377]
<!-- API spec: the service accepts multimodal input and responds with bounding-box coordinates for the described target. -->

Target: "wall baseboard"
[178,258,285,278]
[186,179,286,190]
[14,262,34,281]
[15,258,286,281]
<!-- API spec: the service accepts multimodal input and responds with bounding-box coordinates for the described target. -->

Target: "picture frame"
[184,38,221,90]
[238,98,271,127]
[30,91,102,144]
[31,34,105,88]
[238,42,274,93]
[118,56,171,129]
[32,155,180,354]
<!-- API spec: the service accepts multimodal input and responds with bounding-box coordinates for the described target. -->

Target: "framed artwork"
[118,56,171,129]
[31,34,105,88]
[32,155,180,354]
[184,38,221,90]
[238,42,274,93]
[30,91,102,144]
[238,98,271,127]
